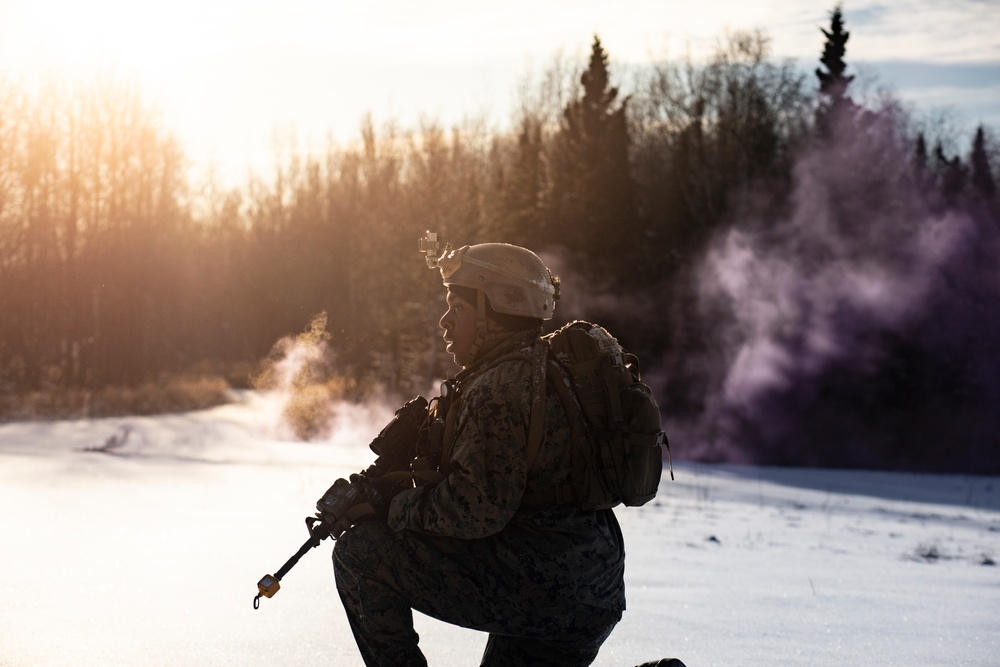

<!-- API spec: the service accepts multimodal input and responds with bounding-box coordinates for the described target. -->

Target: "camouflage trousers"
[333,520,621,667]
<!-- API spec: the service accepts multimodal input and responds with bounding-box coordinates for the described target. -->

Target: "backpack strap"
[437,336,549,482]
[524,337,550,472]
[521,358,583,507]
[457,336,553,506]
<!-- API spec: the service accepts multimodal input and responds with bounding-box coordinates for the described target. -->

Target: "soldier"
[333,242,626,666]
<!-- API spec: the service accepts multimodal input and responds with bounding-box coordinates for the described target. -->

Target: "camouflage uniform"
[333,330,626,666]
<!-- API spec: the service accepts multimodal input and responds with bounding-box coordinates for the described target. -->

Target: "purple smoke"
[671,112,1000,472]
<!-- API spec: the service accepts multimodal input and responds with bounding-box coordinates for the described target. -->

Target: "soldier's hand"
[348,473,394,519]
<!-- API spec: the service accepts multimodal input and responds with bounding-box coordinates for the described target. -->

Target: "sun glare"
[5,1,211,82]
[2,0,994,190]
[1,0,307,184]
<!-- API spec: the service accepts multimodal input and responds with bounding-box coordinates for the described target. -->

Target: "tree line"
[2,7,998,471]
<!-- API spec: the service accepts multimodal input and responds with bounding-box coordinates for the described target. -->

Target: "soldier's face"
[439,290,478,365]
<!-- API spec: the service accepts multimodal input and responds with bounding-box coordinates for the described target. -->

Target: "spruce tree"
[914,133,928,176]
[545,35,641,281]
[912,132,935,201]
[816,4,854,101]
[815,4,857,135]
[935,142,968,206]
[970,125,997,200]
[497,116,546,247]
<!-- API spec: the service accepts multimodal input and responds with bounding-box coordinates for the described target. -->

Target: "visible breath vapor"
[251,312,343,441]
[674,112,1000,471]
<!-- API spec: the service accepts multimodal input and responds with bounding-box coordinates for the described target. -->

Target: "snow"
[2,392,998,666]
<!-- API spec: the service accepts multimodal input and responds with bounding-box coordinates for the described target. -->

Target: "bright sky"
[1,0,997,187]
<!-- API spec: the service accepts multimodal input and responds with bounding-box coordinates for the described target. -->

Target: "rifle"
[253,395,430,609]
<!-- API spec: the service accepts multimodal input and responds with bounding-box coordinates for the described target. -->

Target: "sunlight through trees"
[1,10,998,472]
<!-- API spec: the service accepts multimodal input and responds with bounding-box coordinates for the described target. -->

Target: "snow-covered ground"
[2,392,998,666]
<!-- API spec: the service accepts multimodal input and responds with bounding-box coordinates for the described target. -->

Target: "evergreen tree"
[816,4,854,99]
[545,35,641,281]
[497,115,546,247]
[970,125,997,200]
[914,133,928,177]
[912,132,935,202]
[815,4,857,135]
[934,142,968,206]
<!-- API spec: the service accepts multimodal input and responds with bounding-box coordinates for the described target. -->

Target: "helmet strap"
[460,290,510,367]
[459,291,490,367]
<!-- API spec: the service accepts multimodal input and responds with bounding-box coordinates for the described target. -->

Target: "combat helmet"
[436,243,558,320]
[420,233,560,365]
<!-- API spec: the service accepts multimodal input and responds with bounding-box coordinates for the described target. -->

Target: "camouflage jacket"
[387,330,626,611]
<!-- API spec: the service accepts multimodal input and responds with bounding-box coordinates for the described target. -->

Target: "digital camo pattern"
[389,334,626,610]
[333,333,626,666]
[335,520,621,666]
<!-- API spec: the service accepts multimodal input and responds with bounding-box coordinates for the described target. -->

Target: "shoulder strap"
[524,337,550,471]
[438,336,549,477]
[521,356,586,507]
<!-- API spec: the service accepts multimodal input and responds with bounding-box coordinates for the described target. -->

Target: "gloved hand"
[347,473,395,520]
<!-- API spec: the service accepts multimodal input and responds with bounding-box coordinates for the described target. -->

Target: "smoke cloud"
[671,113,1000,472]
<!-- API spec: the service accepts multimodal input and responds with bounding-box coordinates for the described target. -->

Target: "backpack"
[523,320,671,510]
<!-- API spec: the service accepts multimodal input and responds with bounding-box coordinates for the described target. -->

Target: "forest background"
[2,8,998,473]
